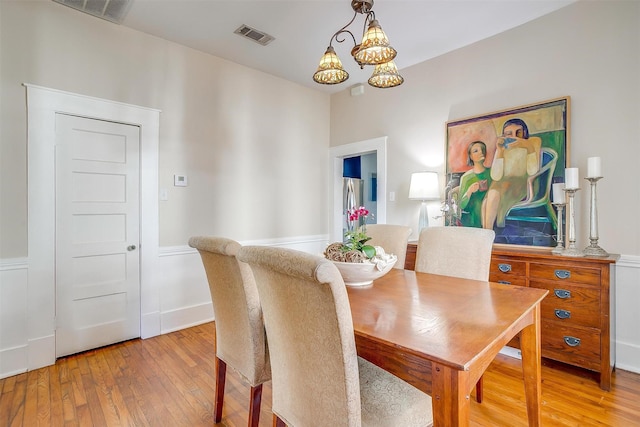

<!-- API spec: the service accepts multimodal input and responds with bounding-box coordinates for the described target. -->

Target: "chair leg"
[248,384,263,427]
[215,357,227,422]
[475,375,483,403]
[272,414,286,427]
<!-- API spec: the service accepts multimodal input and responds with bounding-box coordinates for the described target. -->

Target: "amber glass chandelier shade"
[313,1,403,88]
[313,46,349,85]
[353,19,397,65]
[368,60,404,88]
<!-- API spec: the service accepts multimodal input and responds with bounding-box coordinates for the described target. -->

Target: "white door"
[55,113,141,357]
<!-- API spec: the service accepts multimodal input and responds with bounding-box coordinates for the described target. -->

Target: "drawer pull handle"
[555,269,571,279]
[498,280,511,285]
[555,309,571,319]
[563,336,581,347]
[498,263,512,273]
[554,289,571,299]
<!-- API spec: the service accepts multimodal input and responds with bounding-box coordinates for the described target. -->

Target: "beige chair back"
[237,246,361,426]
[365,224,412,269]
[415,226,495,281]
[188,236,270,386]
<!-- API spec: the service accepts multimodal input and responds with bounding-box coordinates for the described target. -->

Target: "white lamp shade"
[409,172,440,200]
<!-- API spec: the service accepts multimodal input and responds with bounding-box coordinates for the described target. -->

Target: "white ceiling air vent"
[52,0,133,24]
[234,25,275,46]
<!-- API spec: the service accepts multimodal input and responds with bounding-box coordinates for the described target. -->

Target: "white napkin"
[371,246,396,271]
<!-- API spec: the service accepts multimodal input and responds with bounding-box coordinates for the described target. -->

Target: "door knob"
[127,245,137,251]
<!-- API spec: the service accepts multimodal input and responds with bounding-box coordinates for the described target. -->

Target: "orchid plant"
[343,206,376,259]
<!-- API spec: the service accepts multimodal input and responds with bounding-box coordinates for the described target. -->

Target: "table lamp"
[409,171,440,232]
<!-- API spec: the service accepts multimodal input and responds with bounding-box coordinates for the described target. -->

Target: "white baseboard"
[141,310,161,339]
[499,345,522,359]
[160,302,214,335]
[0,345,28,379]
[28,334,55,371]
[616,340,640,374]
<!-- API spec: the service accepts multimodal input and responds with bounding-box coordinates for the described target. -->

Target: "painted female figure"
[483,118,541,229]
[458,141,491,228]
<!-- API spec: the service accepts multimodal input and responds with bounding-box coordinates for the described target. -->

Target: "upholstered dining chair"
[237,246,433,427]
[188,236,271,427]
[365,224,412,269]
[414,226,495,403]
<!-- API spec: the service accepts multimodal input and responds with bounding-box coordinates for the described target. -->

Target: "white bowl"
[331,256,397,287]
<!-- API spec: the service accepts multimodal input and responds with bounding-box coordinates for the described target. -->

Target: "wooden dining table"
[346,268,548,427]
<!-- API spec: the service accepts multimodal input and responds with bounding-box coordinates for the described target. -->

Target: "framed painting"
[444,97,570,248]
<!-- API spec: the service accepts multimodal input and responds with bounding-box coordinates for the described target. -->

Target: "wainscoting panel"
[615,255,640,373]
[156,235,330,334]
[4,237,639,379]
[0,259,28,379]
[157,245,214,334]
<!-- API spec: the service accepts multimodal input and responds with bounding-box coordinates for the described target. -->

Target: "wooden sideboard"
[404,242,618,390]
[404,240,418,270]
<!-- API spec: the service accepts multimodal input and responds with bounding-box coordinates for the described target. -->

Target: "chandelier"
[313,0,404,89]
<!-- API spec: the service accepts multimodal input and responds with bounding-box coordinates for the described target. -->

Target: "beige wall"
[330,0,640,256]
[2,1,639,257]
[0,0,330,258]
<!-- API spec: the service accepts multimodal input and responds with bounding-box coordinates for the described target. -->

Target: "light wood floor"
[1,322,639,426]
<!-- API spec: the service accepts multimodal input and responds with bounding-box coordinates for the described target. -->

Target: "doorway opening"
[329,137,387,242]
[342,153,378,235]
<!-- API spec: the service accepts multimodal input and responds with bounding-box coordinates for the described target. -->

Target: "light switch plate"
[174,175,188,187]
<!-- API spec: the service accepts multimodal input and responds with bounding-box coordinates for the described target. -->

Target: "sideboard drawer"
[490,258,527,277]
[489,273,527,287]
[532,280,601,328]
[530,262,601,286]
[541,320,601,371]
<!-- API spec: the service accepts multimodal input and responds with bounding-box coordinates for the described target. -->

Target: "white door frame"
[25,84,161,370]
[329,137,387,242]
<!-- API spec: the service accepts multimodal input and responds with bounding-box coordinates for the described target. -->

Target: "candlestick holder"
[563,188,583,257]
[551,203,565,255]
[583,177,609,257]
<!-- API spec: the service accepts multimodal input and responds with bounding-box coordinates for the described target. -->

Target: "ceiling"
[116,0,575,94]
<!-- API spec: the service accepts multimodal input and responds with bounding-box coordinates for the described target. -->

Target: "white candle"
[565,168,579,189]
[552,183,566,204]
[587,157,602,178]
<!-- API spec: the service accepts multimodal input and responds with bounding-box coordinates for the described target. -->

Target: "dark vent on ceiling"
[234,25,274,46]
[52,0,133,24]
